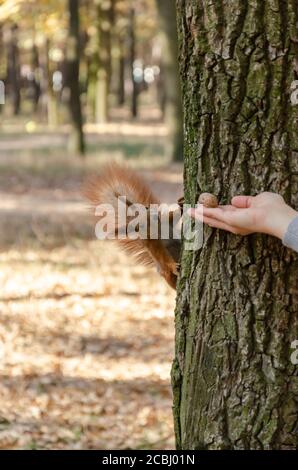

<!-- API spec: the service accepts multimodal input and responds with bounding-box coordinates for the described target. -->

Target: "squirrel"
[83,163,184,289]
[84,164,219,289]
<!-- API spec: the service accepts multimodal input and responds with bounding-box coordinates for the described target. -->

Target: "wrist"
[265,204,298,240]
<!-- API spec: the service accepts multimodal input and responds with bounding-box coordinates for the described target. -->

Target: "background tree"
[89,0,114,124]
[129,5,138,118]
[155,0,183,161]
[65,0,85,154]
[173,0,298,450]
[116,27,125,106]
[6,23,21,115]
[31,41,41,112]
[0,24,4,115]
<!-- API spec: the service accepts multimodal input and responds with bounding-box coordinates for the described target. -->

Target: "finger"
[187,209,204,223]
[191,206,238,227]
[187,206,228,223]
[187,207,204,218]
[202,216,241,234]
[188,210,236,232]
[201,205,236,218]
[188,205,226,218]
[231,195,253,208]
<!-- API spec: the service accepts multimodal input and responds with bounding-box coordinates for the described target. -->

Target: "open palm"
[188,192,296,239]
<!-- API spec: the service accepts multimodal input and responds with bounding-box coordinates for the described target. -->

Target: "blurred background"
[0,0,183,449]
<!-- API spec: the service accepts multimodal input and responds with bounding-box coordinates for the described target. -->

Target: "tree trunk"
[45,40,59,127]
[129,7,138,119]
[0,25,4,113]
[7,24,21,115]
[31,43,41,112]
[93,0,113,124]
[155,0,183,161]
[65,0,85,155]
[173,0,298,450]
[117,35,125,106]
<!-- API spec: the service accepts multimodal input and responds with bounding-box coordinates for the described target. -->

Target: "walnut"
[198,193,218,208]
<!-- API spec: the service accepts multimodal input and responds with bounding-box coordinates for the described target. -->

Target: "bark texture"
[173,0,298,450]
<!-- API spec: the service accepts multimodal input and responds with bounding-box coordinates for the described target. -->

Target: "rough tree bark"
[65,0,85,155]
[155,0,183,161]
[173,0,298,450]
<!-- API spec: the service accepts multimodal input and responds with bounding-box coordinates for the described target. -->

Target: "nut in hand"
[199,192,218,208]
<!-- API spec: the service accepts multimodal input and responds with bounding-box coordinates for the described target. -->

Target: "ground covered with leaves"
[0,128,182,449]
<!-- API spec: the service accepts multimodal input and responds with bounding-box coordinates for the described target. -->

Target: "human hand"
[188,192,298,240]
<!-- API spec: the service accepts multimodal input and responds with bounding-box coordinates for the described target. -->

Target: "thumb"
[231,195,253,208]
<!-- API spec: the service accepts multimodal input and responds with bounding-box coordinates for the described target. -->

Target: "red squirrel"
[84,163,183,289]
[84,164,219,289]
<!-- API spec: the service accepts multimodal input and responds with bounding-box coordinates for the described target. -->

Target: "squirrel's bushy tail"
[84,162,160,211]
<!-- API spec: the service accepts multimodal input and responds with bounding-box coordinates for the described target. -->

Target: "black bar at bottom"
[0,449,296,467]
